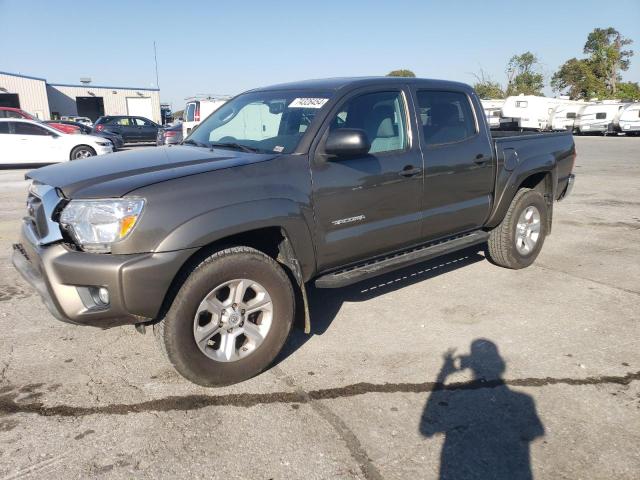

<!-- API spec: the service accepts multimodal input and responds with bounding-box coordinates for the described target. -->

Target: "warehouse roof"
[0,71,158,91]
[0,70,47,82]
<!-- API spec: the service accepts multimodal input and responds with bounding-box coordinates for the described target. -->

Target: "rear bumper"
[12,222,197,328]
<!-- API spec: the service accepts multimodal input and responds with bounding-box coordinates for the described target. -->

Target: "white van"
[182,97,229,138]
[575,102,626,135]
[615,103,640,135]
[549,103,591,131]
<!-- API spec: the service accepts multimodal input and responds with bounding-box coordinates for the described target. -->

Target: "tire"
[154,246,295,387]
[486,188,548,269]
[70,145,96,160]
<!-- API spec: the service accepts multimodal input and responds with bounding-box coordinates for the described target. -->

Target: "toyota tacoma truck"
[12,77,576,386]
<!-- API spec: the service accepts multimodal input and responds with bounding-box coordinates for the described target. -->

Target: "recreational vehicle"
[614,103,640,135]
[549,103,591,131]
[480,99,504,129]
[575,102,626,135]
[501,95,575,131]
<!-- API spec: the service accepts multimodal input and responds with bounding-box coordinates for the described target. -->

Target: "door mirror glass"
[325,128,371,157]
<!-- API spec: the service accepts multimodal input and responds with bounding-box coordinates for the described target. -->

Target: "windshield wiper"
[209,142,261,153]
[182,139,208,148]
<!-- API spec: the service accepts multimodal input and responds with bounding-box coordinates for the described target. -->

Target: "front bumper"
[12,222,197,328]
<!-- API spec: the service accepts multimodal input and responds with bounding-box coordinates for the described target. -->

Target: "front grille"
[24,184,64,245]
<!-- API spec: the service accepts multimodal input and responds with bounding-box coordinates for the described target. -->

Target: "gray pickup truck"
[13,77,575,386]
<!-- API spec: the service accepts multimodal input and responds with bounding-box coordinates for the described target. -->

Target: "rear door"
[0,122,24,164]
[108,117,136,142]
[12,122,64,163]
[413,89,494,239]
[310,87,424,270]
[133,117,158,142]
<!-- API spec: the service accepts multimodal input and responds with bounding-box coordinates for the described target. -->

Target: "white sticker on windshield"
[288,98,329,109]
[273,146,284,153]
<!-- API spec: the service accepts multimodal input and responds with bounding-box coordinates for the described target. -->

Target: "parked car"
[156,122,183,145]
[93,116,159,143]
[182,97,227,137]
[0,118,113,165]
[13,77,575,386]
[47,120,124,150]
[61,116,93,127]
[0,107,80,134]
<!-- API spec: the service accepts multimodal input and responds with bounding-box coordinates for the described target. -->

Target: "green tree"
[386,69,416,78]
[551,58,606,99]
[506,52,545,96]
[471,70,505,98]
[616,82,640,101]
[583,27,633,95]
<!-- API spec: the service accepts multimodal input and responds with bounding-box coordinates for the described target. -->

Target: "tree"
[583,27,633,95]
[552,27,634,99]
[551,58,605,100]
[616,82,640,101]
[386,69,416,78]
[471,69,505,98]
[505,52,545,96]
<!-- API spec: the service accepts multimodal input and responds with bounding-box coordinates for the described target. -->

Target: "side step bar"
[314,230,489,288]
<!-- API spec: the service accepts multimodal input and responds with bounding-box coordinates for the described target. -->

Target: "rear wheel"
[487,188,548,269]
[154,247,295,387]
[70,145,96,160]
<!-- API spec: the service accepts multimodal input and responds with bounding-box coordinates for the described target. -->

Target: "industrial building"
[0,71,161,123]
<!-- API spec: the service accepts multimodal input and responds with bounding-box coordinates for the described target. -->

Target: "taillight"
[195,104,200,122]
[165,131,177,137]
[95,124,104,132]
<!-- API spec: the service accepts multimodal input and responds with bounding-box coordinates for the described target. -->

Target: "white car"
[0,118,113,166]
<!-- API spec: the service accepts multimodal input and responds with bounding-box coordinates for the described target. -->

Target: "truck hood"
[27,146,278,198]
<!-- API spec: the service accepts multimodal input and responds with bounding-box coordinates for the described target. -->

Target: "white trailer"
[480,99,504,129]
[614,103,640,135]
[549,103,591,131]
[575,102,626,135]
[501,95,576,131]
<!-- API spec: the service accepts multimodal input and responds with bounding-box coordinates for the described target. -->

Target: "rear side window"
[566,112,576,119]
[1,110,24,118]
[185,103,196,122]
[596,112,606,119]
[329,91,407,154]
[14,123,51,136]
[417,90,477,146]
[0,122,9,134]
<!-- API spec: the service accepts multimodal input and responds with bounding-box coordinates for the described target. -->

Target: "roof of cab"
[251,76,473,93]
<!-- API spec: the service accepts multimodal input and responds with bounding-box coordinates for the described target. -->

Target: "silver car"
[156,122,183,145]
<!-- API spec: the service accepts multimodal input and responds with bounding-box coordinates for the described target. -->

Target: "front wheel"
[154,247,295,387]
[486,188,548,269]
[70,145,96,160]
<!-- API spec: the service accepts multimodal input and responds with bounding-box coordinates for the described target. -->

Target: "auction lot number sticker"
[288,98,329,109]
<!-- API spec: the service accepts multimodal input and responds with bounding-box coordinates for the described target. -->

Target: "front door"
[133,117,158,142]
[413,89,494,240]
[311,88,424,271]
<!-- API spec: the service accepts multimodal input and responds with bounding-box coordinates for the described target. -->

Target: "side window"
[0,122,9,134]
[417,90,477,146]
[114,118,131,126]
[329,91,407,154]
[5,110,23,118]
[185,103,196,122]
[566,112,576,119]
[516,101,528,108]
[596,112,606,120]
[14,123,51,136]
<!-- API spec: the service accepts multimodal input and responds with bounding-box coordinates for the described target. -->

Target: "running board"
[314,230,489,288]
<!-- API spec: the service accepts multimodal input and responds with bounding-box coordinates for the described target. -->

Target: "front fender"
[155,199,317,280]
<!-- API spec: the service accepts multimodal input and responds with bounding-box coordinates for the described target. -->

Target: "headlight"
[60,199,145,253]
[96,141,111,147]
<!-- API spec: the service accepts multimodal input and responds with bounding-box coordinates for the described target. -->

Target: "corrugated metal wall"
[47,85,161,123]
[0,72,51,119]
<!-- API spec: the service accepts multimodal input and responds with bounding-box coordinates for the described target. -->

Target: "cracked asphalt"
[0,136,639,479]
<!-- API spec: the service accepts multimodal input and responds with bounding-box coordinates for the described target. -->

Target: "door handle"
[399,165,422,177]
[473,154,489,165]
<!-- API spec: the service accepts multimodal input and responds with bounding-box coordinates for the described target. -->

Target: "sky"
[1,0,639,110]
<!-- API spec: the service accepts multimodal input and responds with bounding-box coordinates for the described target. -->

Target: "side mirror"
[325,129,370,157]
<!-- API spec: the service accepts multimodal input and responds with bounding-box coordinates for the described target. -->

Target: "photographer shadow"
[421,340,544,480]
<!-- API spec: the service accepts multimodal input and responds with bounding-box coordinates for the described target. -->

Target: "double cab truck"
[13,77,576,386]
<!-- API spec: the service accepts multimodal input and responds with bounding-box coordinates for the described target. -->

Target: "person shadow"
[420,339,544,480]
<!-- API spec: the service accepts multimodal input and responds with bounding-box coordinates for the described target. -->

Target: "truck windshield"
[186,91,332,154]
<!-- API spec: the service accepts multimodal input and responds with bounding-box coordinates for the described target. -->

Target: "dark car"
[93,115,159,144]
[46,120,125,150]
[156,122,183,145]
[14,77,575,387]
